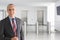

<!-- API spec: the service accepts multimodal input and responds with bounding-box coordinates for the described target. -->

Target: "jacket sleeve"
[20,21,24,40]
[0,21,4,40]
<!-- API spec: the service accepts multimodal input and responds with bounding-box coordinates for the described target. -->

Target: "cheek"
[11,11,15,15]
[7,11,10,14]
[7,10,15,15]
[13,11,16,14]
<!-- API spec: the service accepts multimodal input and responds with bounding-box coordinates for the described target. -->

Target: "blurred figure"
[0,4,24,40]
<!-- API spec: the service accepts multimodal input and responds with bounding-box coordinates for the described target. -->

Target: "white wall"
[55,0,60,31]
[47,3,55,32]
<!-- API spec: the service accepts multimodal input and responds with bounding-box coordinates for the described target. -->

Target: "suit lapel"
[7,17,14,34]
[15,18,21,40]
[15,18,19,36]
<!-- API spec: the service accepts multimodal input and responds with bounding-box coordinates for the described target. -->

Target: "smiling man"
[0,4,24,40]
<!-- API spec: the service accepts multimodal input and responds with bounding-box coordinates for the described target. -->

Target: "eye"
[9,9,11,11]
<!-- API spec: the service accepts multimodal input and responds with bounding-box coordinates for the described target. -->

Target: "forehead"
[7,5,15,9]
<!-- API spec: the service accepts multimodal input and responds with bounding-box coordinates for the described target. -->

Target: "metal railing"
[23,21,51,36]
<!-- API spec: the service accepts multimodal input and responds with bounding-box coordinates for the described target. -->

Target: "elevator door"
[37,9,47,33]
[37,10,43,25]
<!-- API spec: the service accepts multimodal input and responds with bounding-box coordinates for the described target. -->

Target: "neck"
[9,15,15,18]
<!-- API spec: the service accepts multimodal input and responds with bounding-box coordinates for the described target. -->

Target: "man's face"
[7,5,16,16]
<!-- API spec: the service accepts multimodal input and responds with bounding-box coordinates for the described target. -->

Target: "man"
[0,4,24,40]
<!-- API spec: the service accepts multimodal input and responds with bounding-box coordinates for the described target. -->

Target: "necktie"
[12,18,17,36]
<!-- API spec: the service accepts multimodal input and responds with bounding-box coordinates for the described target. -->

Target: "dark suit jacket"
[0,21,4,40]
[0,16,24,40]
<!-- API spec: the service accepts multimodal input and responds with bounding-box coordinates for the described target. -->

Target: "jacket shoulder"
[16,17,22,22]
[16,17,24,24]
[0,17,8,22]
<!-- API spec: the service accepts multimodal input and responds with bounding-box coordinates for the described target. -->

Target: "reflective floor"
[25,32,60,40]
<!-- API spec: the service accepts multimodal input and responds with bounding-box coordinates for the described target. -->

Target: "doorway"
[37,7,47,33]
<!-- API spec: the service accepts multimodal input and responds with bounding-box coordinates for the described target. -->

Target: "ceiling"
[0,0,59,6]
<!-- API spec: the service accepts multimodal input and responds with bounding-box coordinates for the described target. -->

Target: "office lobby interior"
[0,0,60,40]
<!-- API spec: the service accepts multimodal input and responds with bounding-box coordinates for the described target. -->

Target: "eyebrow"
[8,9,14,11]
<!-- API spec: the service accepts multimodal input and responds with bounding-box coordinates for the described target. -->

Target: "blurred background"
[0,0,60,40]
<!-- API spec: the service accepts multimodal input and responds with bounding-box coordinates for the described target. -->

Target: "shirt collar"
[9,16,16,21]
